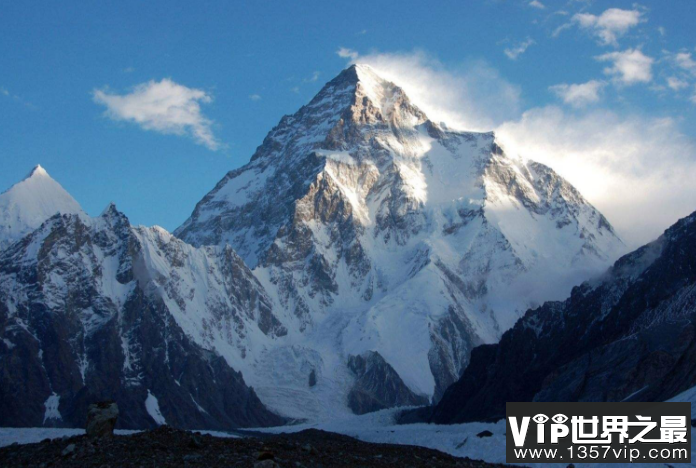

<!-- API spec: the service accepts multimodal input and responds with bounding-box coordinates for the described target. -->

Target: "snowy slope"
[0,165,83,250]
[175,64,627,418]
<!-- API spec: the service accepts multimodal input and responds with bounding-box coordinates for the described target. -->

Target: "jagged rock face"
[0,208,284,429]
[346,352,428,415]
[431,211,696,424]
[175,64,625,417]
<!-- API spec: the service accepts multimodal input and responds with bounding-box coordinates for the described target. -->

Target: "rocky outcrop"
[86,402,118,438]
[431,211,696,424]
[346,352,428,414]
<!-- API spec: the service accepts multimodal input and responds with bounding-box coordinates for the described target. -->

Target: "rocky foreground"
[0,426,505,468]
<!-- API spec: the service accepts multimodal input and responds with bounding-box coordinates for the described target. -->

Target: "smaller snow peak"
[26,164,49,180]
[0,165,84,249]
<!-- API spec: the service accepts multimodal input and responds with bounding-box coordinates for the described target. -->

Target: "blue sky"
[1,0,695,246]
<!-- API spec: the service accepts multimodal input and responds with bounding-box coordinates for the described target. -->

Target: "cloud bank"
[93,79,221,150]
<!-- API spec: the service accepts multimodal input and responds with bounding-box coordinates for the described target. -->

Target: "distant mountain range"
[0,65,632,429]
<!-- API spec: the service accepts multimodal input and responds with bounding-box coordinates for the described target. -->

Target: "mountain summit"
[175,64,626,418]
[0,165,83,250]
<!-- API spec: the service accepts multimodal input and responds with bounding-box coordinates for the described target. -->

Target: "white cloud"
[304,71,321,83]
[570,8,644,46]
[504,38,536,60]
[93,79,221,150]
[667,76,689,91]
[497,107,696,247]
[529,0,545,9]
[0,87,9,96]
[249,94,262,101]
[552,22,572,38]
[596,49,654,85]
[338,49,521,131]
[674,52,696,75]
[337,47,359,61]
[550,80,604,107]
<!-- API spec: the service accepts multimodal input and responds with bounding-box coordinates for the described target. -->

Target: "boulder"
[86,401,119,438]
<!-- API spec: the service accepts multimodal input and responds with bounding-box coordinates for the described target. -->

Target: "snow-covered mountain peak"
[174,66,628,418]
[25,164,49,180]
[0,165,84,250]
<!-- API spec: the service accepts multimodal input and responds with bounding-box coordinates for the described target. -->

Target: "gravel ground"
[0,425,510,467]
